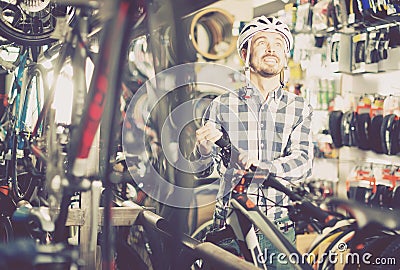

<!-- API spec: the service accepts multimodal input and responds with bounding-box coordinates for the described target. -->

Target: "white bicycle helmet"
[237,16,293,55]
[237,16,293,86]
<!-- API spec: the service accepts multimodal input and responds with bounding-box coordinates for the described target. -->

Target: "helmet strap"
[280,69,286,87]
[244,37,252,88]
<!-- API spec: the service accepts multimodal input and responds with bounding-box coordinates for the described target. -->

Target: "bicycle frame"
[0,47,48,201]
[4,49,28,149]
[30,2,144,270]
[212,165,354,270]
[135,207,259,270]
[225,174,313,270]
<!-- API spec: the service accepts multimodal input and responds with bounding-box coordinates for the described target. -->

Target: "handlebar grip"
[298,201,330,223]
[263,176,301,201]
[264,176,330,223]
[215,129,332,224]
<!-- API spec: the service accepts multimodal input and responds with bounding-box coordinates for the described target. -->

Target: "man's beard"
[251,55,283,77]
[251,64,282,78]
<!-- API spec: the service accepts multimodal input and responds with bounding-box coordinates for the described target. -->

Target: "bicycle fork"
[227,208,268,269]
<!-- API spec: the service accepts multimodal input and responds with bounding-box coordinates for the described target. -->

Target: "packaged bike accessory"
[341,111,359,147]
[381,113,400,155]
[347,0,363,25]
[329,110,344,148]
[354,95,372,150]
[369,114,385,153]
[378,29,390,61]
[312,0,330,32]
[356,113,371,150]
[365,30,380,65]
[351,32,379,73]
[327,33,352,73]
[334,0,349,28]
[295,3,312,33]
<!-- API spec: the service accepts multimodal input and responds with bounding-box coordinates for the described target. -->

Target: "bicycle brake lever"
[214,130,262,172]
[215,133,241,169]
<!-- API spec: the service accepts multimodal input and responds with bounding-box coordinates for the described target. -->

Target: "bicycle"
[0,1,329,269]
[0,3,99,236]
[0,0,133,267]
[191,135,400,270]
[0,0,78,46]
[0,46,51,247]
[326,197,400,270]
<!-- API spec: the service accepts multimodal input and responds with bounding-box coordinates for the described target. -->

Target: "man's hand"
[238,149,260,170]
[195,122,222,156]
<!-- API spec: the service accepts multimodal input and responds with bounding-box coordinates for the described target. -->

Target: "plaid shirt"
[197,85,313,224]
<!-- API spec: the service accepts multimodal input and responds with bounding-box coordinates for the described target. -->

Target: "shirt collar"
[239,85,283,103]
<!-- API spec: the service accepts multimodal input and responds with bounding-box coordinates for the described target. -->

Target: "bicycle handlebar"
[328,197,400,231]
[237,172,334,225]
[214,132,257,171]
[214,134,334,225]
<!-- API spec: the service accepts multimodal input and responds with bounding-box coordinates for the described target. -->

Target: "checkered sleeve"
[262,100,313,181]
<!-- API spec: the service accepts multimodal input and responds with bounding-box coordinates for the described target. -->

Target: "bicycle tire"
[191,219,214,241]
[11,63,48,201]
[318,228,355,270]
[369,235,400,270]
[119,225,154,270]
[0,215,14,243]
[306,220,355,258]
[190,219,215,270]
[115,227,154,270]
[357,234,395,270]
[0,2,73,46]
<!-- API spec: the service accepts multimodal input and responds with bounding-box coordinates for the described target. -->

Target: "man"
[193,16,313,269]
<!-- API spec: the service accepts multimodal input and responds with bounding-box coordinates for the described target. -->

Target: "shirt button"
[261,105,265,110]
[260,123,264,128]
[261,143,264,148]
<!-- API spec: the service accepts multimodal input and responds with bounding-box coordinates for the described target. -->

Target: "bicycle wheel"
[375,235,400,270]
[191,219,214,242]
[10,63,48,201]
[0,2,74,46]
[190,219,214,270]
[118,225,155,270]
[318,228,355,270]
[356,234,395,270]
[0,215,14,243]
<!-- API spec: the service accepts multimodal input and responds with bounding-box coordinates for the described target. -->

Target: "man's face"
[248,31,287,77]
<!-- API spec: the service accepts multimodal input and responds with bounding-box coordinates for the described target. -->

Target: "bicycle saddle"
[327,198,400,231]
